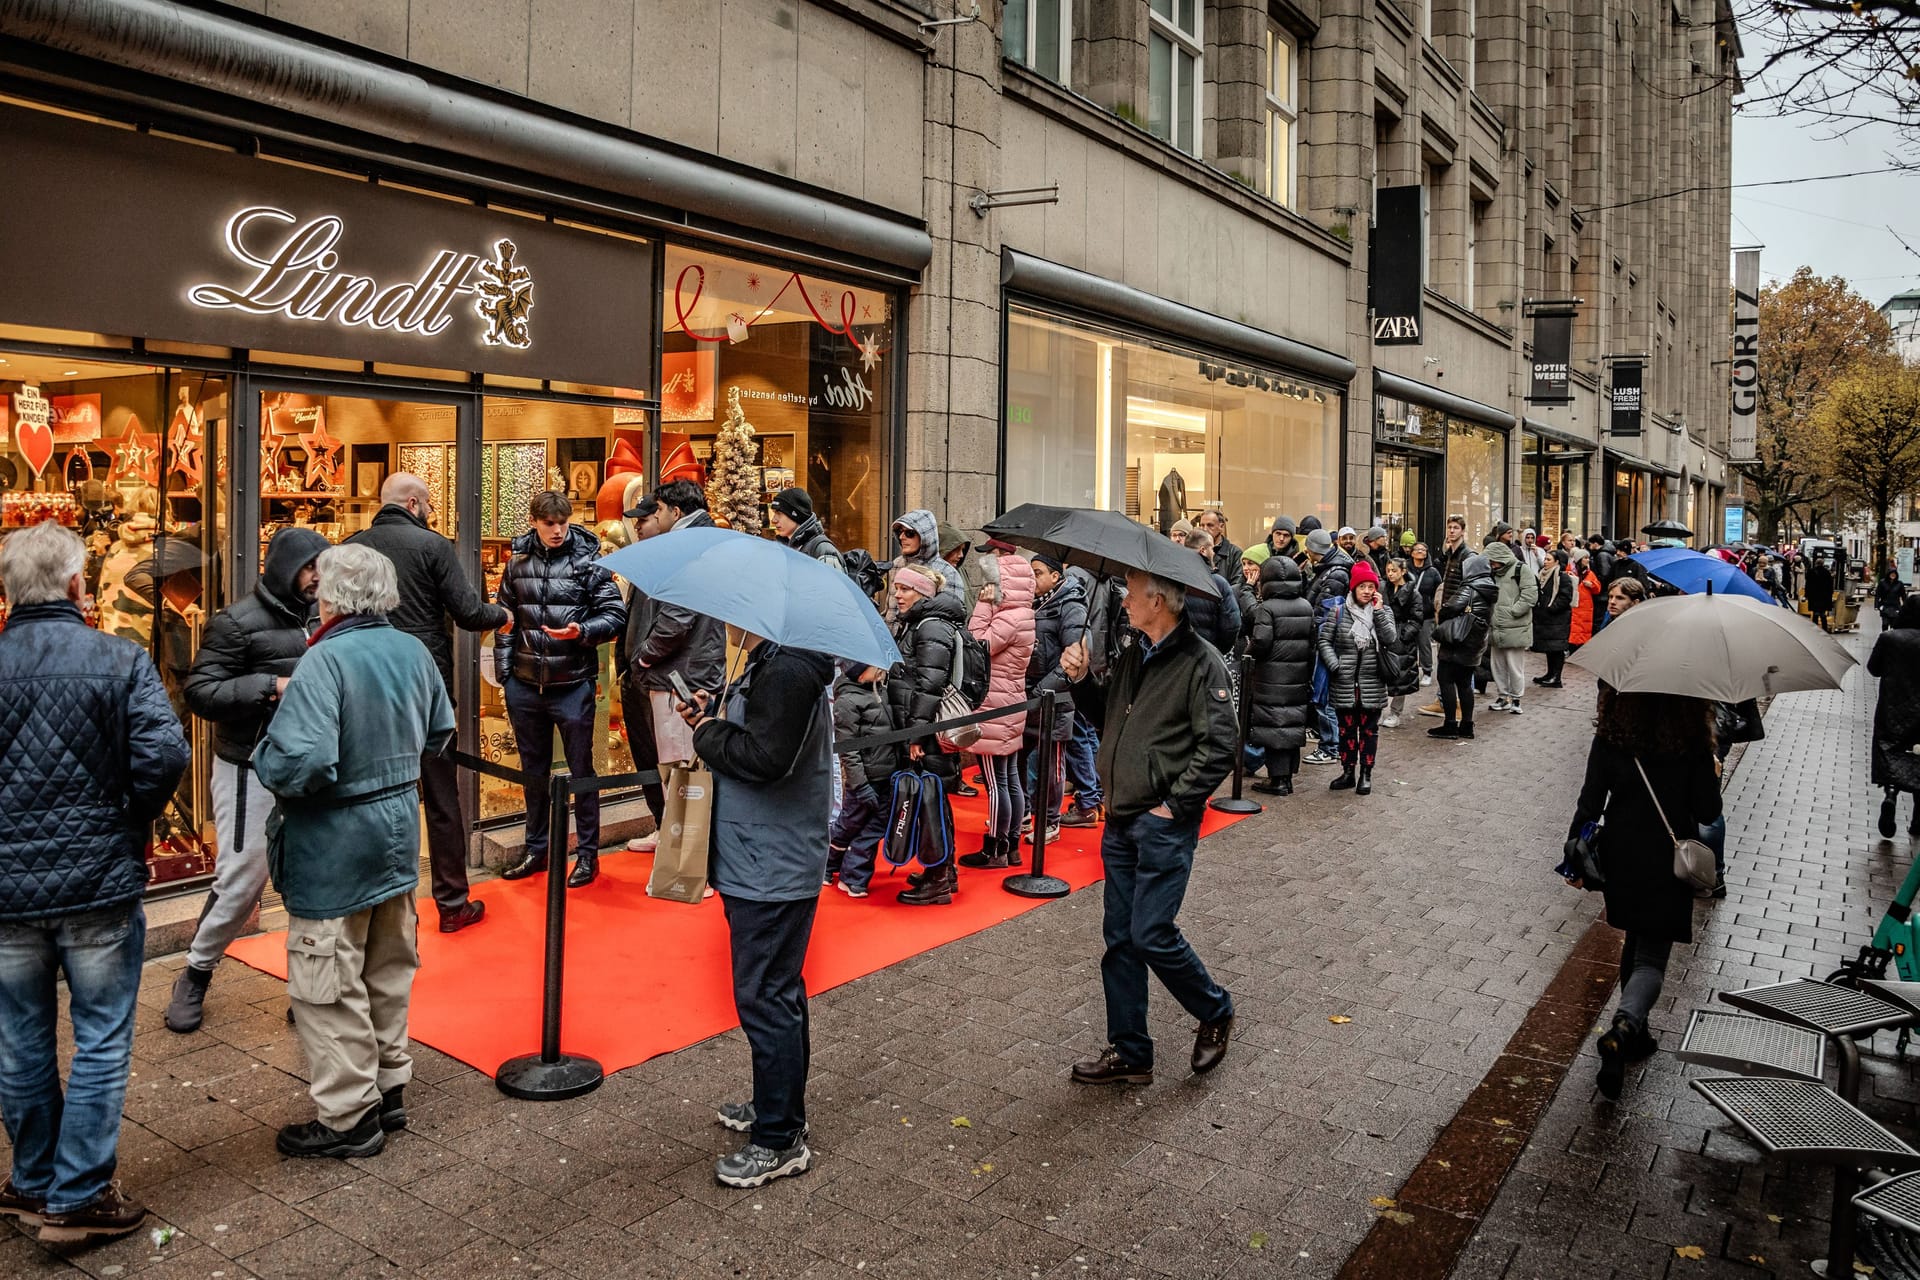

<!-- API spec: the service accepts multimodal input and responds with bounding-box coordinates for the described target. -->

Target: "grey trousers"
[186,758,273,971]
[1617,933,1674,1030]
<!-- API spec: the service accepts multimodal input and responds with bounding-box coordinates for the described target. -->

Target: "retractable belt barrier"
[444,688,1074,1100]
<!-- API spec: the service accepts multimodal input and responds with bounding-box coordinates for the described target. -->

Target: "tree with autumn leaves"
[1811,358,1920,573]
[1738,267,1894,543]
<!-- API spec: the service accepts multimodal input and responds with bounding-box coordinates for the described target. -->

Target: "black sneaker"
[276,1112,386,1159]
[164,964,213,1034]
[714,1101,810,1139]
[378,1086,408,1132]
[714,1141,812,1188]
[1070,1046,1153,1086]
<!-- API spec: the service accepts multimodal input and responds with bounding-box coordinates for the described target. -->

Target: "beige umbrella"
[1568,591,1856,701]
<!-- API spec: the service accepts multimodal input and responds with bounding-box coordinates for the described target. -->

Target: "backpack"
[841,548,888,601]
[949,626,991,709]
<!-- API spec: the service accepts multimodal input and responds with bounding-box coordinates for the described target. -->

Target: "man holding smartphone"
[495,491,626,888]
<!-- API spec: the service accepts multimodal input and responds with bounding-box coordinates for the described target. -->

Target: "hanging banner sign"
[1730,249,1761,462]
[1610,361,1643,437]
[1528,311,1574,404]
[1368,186,1424,346]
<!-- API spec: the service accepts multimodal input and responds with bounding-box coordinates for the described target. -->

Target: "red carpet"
[226,792,1255,1077]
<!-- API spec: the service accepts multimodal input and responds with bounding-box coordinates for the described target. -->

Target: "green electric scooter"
[1831,843,1920,1056]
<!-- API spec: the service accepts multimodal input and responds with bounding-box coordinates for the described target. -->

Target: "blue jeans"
[1063,717,1103,809]
[505,677,600,861]
[1099,810,1233,1066]
[0,902,145,1213]
[1700,815,1727,876]
[1315,699,1338,745]
[830,784,888,892]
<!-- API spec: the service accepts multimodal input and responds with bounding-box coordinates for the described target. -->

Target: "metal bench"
[1719,978,1914,1104]
[1675,1009,1826,1083]
[1694,1076,1920,1277]
[1856,1170,1920,1235]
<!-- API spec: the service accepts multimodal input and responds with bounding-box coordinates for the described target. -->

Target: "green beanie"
[1241,544,1271,567]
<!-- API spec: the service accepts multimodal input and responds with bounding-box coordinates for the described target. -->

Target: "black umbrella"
[1642,519,1693,540]
[983,503,1222,599]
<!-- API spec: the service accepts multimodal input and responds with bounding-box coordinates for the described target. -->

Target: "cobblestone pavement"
[1458,617,1914,1280]
[6,659,1648,1280]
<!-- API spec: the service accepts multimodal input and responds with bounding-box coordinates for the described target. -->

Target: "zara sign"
[0,103,649,389]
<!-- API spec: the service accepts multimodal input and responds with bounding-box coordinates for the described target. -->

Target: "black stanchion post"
[1004,692,1070,899]
[1210,672,1263,816]
[497,772,605,1100]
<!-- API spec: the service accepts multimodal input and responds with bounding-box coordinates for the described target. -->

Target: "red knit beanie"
[1349,559,1381,590]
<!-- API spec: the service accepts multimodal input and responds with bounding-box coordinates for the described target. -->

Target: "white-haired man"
[255,544,453,1160]
[0,521,188,1243]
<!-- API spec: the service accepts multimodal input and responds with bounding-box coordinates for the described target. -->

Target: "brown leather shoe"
[37,1184,146,1245]
[1191,1013,1234,1074]
[438,901,487,933]
[0,1178,45,1230]
[1070,1047,1153,1086]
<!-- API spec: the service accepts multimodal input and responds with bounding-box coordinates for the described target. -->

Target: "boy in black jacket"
[829,665,898,897]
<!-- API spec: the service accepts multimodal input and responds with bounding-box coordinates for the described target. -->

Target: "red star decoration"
[745,273,761,292]
[108,414,160,487]
[300,417,343,489]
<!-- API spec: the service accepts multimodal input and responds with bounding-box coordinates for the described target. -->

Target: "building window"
[1148,0,1203,156]
[1263,26,1299,207]
[1003,0,1070,84]
[1004,306,1342,534]
[1446,420,1508,545]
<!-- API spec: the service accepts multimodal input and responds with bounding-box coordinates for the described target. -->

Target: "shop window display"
[1003,308,1341,533]
[2,356,227,890]
[1444,420,1508,547]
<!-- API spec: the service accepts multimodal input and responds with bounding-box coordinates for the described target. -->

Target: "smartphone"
[667,670,696,706]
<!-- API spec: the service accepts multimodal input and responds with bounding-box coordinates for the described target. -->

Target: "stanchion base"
[1209,797,1264,815]
[1003,872,1072,899]
[496,1052,604,1101]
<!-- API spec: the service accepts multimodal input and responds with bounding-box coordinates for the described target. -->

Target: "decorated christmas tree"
[710,385,762,535]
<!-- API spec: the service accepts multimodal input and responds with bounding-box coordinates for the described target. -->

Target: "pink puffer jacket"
[967,552,1036,756]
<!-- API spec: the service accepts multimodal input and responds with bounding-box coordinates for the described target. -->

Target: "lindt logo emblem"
[187,207,534,350]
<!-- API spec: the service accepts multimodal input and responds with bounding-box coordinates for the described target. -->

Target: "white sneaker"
[1507,701,1523,715]
[1420,672,1432,686]
[1304,749,1339,766]
[1488,697,1510,713]
[1381,715,1401,729]
[627,831,658,853]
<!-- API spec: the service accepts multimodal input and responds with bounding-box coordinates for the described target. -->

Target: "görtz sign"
[0,103,651,390]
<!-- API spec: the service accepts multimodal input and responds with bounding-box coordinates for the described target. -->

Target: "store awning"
[1373,370,1515,430]
[1606,448,1680,478]
[1521,418,1598,454]
[1001,249,1357,386]
[0,0,934,276]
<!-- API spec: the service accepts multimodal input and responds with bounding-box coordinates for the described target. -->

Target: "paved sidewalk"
[5,666,1612,1280]
[1458,618,1916,1279]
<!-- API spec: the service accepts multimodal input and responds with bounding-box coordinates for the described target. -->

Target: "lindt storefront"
[0,95,910,897]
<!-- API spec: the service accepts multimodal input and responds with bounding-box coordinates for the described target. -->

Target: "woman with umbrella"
[1870,596,1920,839]
[1564,686,1723,1099]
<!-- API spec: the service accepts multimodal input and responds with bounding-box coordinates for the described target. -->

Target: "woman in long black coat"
[1564,686,1721,1099]
[1242,555,1314,796]
[1530,550,1575,688]
[1869,597,1920,838]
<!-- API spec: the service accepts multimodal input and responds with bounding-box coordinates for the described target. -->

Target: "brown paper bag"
[646,763,713,903]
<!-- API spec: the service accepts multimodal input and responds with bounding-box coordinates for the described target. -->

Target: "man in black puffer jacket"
[0,520,189,1243]
[495,491,626,888]
[1429,553,1497,741]
[347,473,508,934]
[770,487,843,572]
[887,564,968,905]
[166,527,328,1033]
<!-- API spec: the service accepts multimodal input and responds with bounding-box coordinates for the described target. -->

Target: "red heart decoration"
[16,416,52,479]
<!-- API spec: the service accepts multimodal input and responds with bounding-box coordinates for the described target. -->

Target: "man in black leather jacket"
[166,527,328,1033]
[495,491,626,887]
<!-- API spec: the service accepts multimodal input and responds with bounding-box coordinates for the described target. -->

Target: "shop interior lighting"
[61,369,78,376]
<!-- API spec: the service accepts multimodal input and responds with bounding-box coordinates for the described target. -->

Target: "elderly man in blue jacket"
[255,543,453,1161]
[0,521,188,1245]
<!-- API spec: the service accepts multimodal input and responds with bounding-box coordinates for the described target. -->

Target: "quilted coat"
[184,527,328,765]
[889,589,968,778]
[1436,555,1497,667]
[1183,570,1243,655]
[495,523,627,690]
[255,615,453,920]
[1307,547,1354,614]
[967,551,1035,757]
[1242,557,1314,751]
[0,600,189,921]
[833,668,898,795]
[1027,572,1088,697]
[1870,624,1920,792]
[1316,595,1400,710]
[1484,541,1539,650]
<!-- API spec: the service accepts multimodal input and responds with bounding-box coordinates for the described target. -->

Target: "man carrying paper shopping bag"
[676,628,834,1189]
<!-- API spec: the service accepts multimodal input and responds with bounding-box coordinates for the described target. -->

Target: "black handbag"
[1435,604,1475,647]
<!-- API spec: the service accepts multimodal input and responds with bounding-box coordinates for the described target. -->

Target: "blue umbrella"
[1627,546,1777,605]
[598,527,900,669]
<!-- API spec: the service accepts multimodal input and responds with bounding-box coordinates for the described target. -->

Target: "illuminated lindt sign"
[186,207,533,349]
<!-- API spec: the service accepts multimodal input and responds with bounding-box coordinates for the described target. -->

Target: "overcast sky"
[1730,37,1919,305]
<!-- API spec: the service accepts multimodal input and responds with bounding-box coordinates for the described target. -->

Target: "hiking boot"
[36,1184,145,1245]
[164,964,212,1034]
[1427,724,1459,739]
[438,901,486,934]
[1416,701,1444,717]
[1329,767,1356,791]
[1058,804,1103,827]
[276,1112,386,1160]
[1070,1047,1152,1086]
[0,1178,45,1231]
[714,1101,810,1139]
[1883,794,1899,839]
[378,1086,408,1133]
[714,1140,812,1188]
[959,837,1011,869]
[500,851,548,880]
[1355,768,1373,796]
[898,863,956,906]
[1303,748,1338,766]
[1192,1013,1234,1074]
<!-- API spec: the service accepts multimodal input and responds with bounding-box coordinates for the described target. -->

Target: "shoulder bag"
[1633,758,1717,892]
[935,628,982,750]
